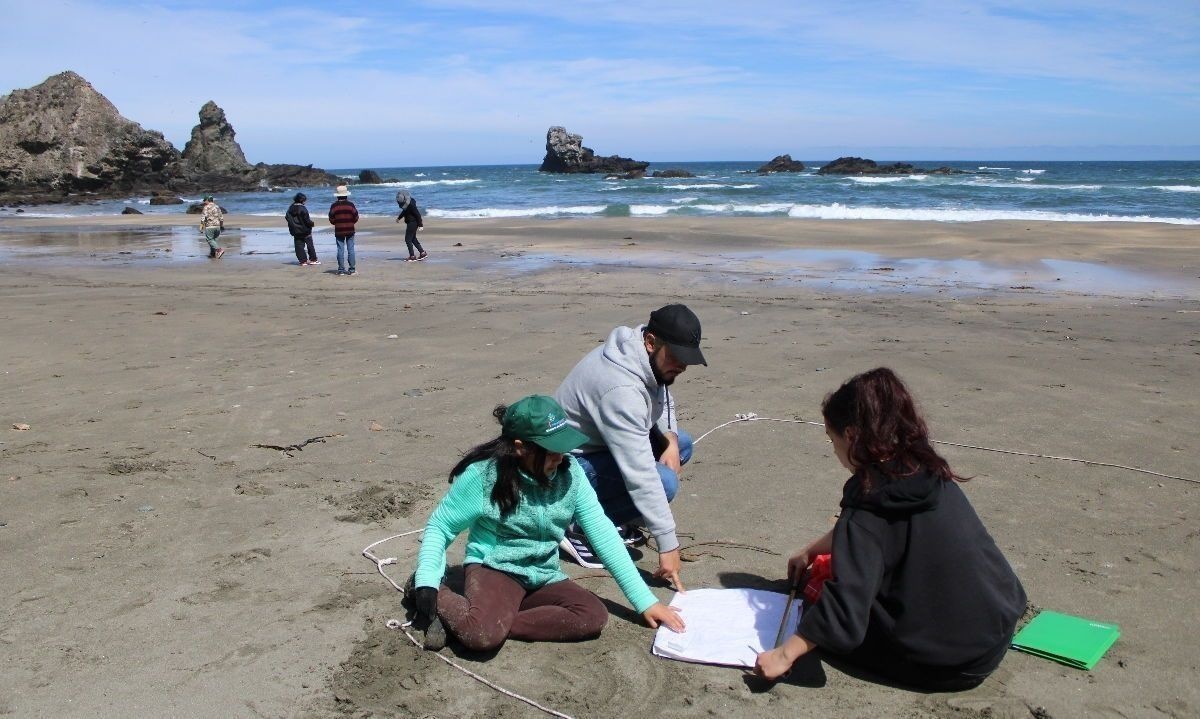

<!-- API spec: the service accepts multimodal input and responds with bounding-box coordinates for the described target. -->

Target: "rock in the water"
[605,170,646,180]
[0,71,181,201]
[358,169,383,184]
[259,163,340,188]
[651,169,695,178]
[756,154,806,173]
[539,126,649,174]
[818,156,929,175]
[121,206,143,214]
[148,190,183,205]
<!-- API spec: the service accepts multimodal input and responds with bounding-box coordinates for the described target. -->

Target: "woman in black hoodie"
[754,367,1026,690]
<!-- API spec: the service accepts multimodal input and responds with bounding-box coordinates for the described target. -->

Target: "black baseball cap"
[646,304,707,366]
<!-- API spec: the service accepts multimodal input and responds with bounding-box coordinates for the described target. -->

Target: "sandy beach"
[1,215,1198,718]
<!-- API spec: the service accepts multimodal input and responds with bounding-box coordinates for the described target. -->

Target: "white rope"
[361,532,577,719]
[693,413,1197,485]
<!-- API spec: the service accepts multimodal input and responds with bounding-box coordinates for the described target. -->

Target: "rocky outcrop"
[259,163,339,188]
[539,126,649,174]
[121,206,143,214]
[181,102,254,176]
[0,71,341,203]
[359,169,383,184]
[0,71,181,201]
[756,155,806,173]
[148,190,183,205]
[651,169,695,178]
[817,156,965,176]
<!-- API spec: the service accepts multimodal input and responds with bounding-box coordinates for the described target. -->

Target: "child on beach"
[754,368,1026,690]
[406,395,685,652]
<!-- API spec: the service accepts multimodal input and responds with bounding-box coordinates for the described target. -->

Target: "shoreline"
[3,215,1199,301]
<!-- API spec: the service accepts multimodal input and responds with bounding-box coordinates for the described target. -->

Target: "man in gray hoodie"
[554,304,707,592]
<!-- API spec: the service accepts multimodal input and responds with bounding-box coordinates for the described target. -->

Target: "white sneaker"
[559,531,604,569]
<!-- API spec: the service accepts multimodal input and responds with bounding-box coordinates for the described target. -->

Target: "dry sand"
[1,216,1197,718]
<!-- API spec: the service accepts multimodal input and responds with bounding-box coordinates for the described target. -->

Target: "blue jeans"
[573,428,693,527]
[336,234,355,272]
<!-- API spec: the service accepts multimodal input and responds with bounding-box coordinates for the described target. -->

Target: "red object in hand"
[803,553,833,604]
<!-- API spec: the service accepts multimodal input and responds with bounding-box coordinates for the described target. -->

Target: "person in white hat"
[327,186,359,275]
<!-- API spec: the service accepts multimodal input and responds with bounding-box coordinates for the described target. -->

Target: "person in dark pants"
[395,190,427,261]
[406,395,684,652]
[754,367,1026,691]
[285,193,318,266]
[328,186,359,275]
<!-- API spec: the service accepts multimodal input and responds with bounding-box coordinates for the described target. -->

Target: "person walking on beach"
[286,193,319,266]
[328,186,359,275]
[395,190,427,261]
[753,368,1026,690]
[553,304,707,593]
[199,194,225,259]
[405,395,685,652]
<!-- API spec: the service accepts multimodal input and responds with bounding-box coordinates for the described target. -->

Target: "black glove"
[414,586,438,622]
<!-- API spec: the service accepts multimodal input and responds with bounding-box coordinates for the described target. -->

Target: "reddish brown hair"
[821,367,963,484]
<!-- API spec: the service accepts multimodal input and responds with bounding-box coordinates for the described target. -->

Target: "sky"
[2,1,1198,167]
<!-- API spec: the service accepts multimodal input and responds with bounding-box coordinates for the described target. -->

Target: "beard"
[650,348,676,386]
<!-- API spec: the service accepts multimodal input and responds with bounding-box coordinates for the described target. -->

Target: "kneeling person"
[554,304,707,592]
[408,395,684,652]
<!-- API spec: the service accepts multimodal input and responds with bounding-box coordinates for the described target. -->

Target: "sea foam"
[427,205,606,218]
[784,204,1198,224]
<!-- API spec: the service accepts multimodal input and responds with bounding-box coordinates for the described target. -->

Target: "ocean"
[4,160,1198,224]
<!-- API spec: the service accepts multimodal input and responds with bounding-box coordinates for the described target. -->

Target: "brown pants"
[436,564,608,651]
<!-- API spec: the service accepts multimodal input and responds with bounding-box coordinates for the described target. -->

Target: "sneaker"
[347,269,357,276]
[417,252,428,261]
[404,256,417,262]
[299,261,309,266]
[617,523,648,547]
[309,259,321,265]
[336,269,346,275]
[559,530,604,569]
[214,248,225,259]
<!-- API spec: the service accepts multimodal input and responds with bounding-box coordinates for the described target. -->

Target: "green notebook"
[1011,610,1120,670]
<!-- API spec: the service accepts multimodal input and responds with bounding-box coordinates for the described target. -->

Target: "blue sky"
[2,1,1197,166]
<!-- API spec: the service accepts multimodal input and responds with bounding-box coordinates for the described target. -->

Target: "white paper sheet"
[651,587,803,668]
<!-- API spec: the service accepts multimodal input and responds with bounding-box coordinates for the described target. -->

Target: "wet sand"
[1,215,1198,718]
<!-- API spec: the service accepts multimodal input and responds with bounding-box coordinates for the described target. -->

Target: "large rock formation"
[539,126,649,174]
[0,71,181,200]
[0,71,340,203]
[756,154,806,173]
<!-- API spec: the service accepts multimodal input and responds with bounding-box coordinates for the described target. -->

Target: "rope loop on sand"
[358,409,1192,718]
[694,413,1197,485]
[362,532,577,719]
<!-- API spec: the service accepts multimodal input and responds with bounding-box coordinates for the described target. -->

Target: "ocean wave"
[427,205,606,218]
[784,204,1198,224]
[670,196,699,204]
[978,166,1012,170]
[660,183,758,189]
[846,176,908,184]
[692,203,794,214]
[377,179,479,188]
[1150,185,1200,193]
[630,205,673,216]
[968,181,1102,190]
[1021,169,1046,175]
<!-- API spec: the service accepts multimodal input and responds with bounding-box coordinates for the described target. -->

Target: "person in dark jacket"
[286,193,318,266]
[395,190,427,261]
[754,367,1026,691]
[328,186,359,275]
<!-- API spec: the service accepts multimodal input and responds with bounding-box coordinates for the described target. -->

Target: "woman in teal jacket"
[408,395,685,651]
